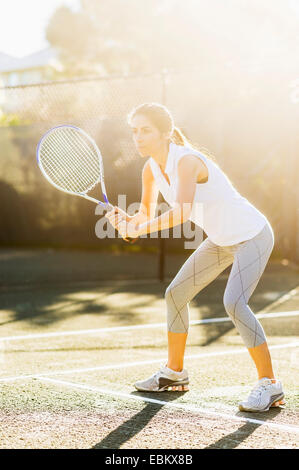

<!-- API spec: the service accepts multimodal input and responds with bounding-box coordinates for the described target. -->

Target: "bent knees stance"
[222,223,274,348]
[165,238,234,334]
[165,222,273,347]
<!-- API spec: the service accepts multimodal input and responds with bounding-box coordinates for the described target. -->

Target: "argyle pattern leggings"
[165,222,274,348]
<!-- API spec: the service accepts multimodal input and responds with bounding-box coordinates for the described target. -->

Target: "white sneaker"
[134,364,189,392]
[239,378,285,412]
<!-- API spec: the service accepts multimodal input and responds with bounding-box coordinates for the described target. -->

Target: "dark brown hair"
[128,102,216,161]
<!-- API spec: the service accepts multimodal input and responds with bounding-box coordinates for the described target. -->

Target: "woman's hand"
[105,206,139,242]
[105,206,131,227]
[105,206,130,233]
[117,219,140,240]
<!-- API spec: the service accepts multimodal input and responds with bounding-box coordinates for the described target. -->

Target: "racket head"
[36,125,105,197]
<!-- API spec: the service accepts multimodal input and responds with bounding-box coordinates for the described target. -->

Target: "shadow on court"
[92,391,187,449]
[92,397,284,449]
[204,408,283,449]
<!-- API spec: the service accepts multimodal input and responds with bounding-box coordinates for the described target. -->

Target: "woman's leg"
[167,332,188,372]
[248,342,275,380]
[165,237,234,371]
[223,223,275,379]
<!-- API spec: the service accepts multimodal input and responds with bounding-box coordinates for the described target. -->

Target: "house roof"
[0,48,58,73]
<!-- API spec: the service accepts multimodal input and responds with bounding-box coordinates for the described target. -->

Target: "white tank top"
[149,142,268,246]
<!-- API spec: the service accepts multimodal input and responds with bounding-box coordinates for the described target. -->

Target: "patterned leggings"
[166,222,274,348]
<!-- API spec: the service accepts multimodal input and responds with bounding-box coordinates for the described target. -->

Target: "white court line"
[1,341,298,383]
[37,376,299,435]
[0,310,298,343]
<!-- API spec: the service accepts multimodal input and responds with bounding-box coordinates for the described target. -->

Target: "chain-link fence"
[0,68,298,264]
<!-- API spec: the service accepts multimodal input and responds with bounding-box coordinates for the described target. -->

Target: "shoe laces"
[248,380,272,400]
[152,364,167,382]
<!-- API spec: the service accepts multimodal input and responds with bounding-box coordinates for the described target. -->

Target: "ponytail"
[170,127,187,146]
[170,126,217,162]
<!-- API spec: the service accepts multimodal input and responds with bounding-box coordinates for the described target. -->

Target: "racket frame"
[37,124,137,243]
[36,124,112,210]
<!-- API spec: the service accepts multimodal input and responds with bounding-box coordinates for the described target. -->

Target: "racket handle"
[102,202,114,212]
[103,206,138,243]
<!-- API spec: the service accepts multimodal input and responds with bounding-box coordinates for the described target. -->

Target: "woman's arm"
[118,155,204,239]
[105,159,159,234]
[137,155,201,236]
[130,159,159,223]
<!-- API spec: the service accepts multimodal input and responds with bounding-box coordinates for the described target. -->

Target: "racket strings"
[50,128,100,179]
[41,141,88,193]
[41,138,92,193]
[48,131,99,188]
[39,128,103,194]
[71,130,104,177]
[59,130,99,174]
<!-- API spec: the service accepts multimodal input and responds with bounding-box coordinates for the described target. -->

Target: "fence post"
[158,68,169,282]
[294,136,299,263]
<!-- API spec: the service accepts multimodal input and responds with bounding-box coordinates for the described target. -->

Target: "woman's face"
[130,114,168,158]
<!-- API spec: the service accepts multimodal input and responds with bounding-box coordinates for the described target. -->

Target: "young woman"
[105,102,285,412]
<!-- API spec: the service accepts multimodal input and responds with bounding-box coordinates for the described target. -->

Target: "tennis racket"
[36,125,137,243]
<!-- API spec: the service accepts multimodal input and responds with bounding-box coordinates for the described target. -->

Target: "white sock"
[165,365,184,375]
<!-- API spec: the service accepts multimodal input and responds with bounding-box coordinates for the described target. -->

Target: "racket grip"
[103,202,114,212]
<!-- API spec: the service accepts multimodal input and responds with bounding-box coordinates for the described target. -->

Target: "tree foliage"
[46,0,299,78]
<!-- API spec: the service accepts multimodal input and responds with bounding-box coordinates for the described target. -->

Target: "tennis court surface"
[0,249,298,449]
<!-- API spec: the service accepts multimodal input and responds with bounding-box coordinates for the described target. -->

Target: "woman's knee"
[223,292,237,317]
